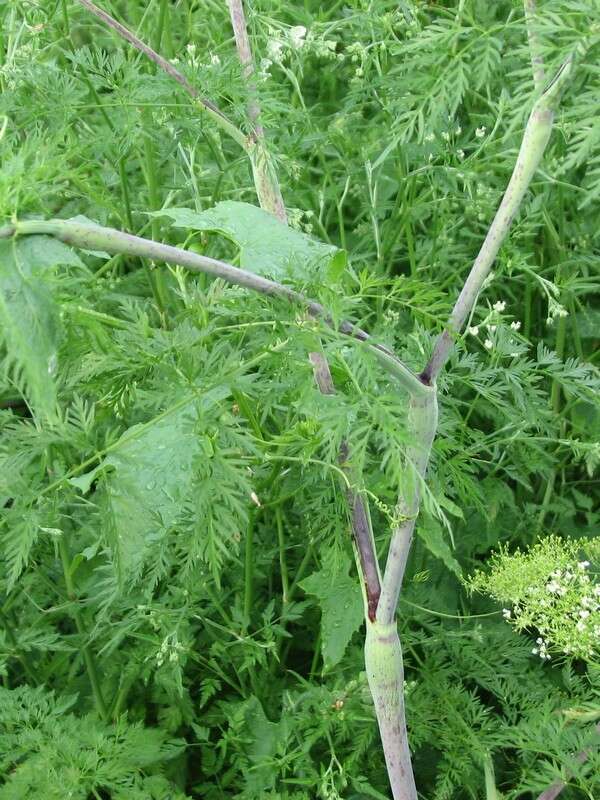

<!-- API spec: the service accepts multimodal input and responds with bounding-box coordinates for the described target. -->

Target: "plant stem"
[377,390,438,626]
[309,352,382,619]
[364,619,416,800]
[275,507,289,604]
[74,0,247,148]
[243,509,256,622]
[524,0,545,91]
[0,218,426,397]
[58,535,108,721]
[226,0,287,221]
[535,722,600,800]
[421,56,573,385]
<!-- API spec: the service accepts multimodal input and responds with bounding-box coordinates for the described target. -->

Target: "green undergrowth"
[0,1,599,798]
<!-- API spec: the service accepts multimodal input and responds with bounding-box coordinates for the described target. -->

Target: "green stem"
[378,390,438,625]
[422,56,573,384]
[364,619,416,800]
[58,535,108,721]
[243,510,256,623]
[153,0,169,53]
[75,0,246,148]
[275,507,289,605]
[0,219,426,396]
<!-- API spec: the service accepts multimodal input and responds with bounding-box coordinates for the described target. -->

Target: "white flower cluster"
[259,25,343,78]
[466,299,524,357]
[470,537,600,662]
[156,633,185,667]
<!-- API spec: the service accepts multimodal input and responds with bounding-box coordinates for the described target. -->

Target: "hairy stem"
[0,219,426,397]
[421,57,573,384]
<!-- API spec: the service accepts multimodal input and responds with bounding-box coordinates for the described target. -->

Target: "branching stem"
[0,219,427,397]
[420,56,573,384]
[74,0,247,148]
[225,0,287,221]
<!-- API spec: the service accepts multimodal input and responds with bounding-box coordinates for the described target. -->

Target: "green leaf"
[417,515,462,578]
[98,387,229,579]
[300,548,363,668]
[240,697,284,794]
[0,236,81,419]
[154,201,339,280]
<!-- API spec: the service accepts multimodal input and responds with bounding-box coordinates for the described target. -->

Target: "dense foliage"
[0,1,599,798]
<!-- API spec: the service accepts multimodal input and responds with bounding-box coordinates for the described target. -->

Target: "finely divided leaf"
[416,515,462,578]
[0,236,81,419]
[300,548,363,668]
[154,201,343,280]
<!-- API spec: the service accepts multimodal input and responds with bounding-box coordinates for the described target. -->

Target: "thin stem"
[275,507,289,605]
[421,57,573,384]
[74,0,247,149]
[243,510,256,622]
[153,0,169,53]
[309,352,382,620]
[226,0,287,221]
[58,535,108,721]
[377,390,438,625]
[524,0,545,91]
[0,219,427,397]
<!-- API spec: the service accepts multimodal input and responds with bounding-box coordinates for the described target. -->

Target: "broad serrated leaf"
[300,548,363,668]
[0,236,81,419]
[95,387,229,579]
[154,201,339,280]
[417,515,462,578]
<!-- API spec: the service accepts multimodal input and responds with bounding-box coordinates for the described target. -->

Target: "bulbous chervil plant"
[0,1,599,799]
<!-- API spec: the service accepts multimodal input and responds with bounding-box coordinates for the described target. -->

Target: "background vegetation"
[0,1,599,798]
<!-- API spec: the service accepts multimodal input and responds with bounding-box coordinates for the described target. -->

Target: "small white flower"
[546,580,561,594]
[250,491,261,507]
[486,324,497,333]
[484,339,493,350]
[424,132,435,142]
[510,320,521,330]
[578,560,590,570]
[476,126,486,138]
[210,53,221,66]
[456,149,465,160]
[580,609,590,619]
[576,620,587,632]
[493,301,506,312]
[455,125,462,135]
[467,325,479,336]
[441,131,450,142]
[502,608,511,619]
[532,647,538,655]
[267,38,285,62]
[289,25,307,49]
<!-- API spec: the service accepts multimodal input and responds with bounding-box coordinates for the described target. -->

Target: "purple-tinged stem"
[309,352,381,620]
[420,57,573,385]
[536,722,600,800]
[0,219,424,396]
[74,0,246,148]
